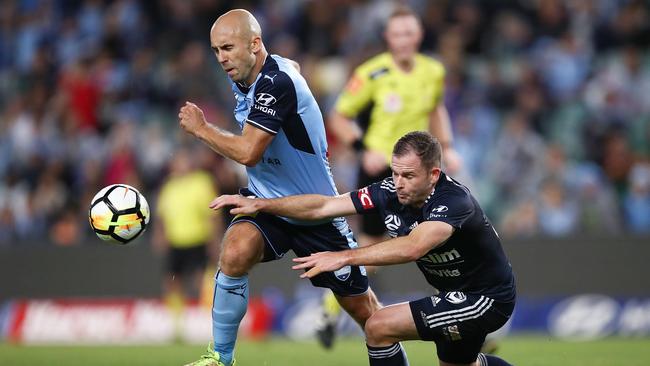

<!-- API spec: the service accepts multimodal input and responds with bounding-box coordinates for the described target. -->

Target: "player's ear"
[250,36,262,53]
[431,167,441,183]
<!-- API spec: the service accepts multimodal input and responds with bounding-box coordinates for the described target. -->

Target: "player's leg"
[184,221,266,366]
[363,302,417,365]
[212,222,265,364]
[292,218,381,343]
[409,292,515,366]
[163,249,186,342]
[187,244,209,297]
[315,170,389,348]
[362,302,513,366]
[164,273,185,342]
[438,354,513,366]
[316,290,343,349]
[164,246,206,342]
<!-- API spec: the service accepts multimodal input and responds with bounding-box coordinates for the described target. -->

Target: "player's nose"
[217,53,229,64]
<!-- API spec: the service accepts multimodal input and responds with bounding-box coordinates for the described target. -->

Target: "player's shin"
[212,271,249,365]
[366,343,409,366]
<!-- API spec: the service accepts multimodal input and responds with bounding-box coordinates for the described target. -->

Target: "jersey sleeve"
[246,72,296,135]
[334,68,374,118]
[350,178,392,214]
[426,191,474,229]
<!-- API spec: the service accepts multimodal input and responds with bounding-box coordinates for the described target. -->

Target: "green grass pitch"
[1,336,649,365]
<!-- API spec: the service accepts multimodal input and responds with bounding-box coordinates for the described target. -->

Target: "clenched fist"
[179,101,208,136]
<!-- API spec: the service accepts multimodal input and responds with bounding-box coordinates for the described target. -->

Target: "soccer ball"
[88,184,150,244]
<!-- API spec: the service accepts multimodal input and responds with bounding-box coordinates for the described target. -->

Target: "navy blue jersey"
[350,172,515,302]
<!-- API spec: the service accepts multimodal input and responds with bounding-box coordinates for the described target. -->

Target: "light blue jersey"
[229,55,338,223]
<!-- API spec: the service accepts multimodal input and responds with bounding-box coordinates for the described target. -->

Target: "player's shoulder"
[428,175,473,209]
[255,55,298,92]
[364,176,396,199]
[360,176,397,208]
[378,176,396,193]
[355,53,392,80]
[416,53,444,68]
[256,71,293,92]
[416,54,445,76]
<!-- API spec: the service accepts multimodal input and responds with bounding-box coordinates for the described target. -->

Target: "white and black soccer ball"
[88,184,150,244]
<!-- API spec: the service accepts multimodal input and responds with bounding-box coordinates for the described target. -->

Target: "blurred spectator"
[103,121,140,186]
[573,164,622,234]
[488,110,546,210]
[584,45,650,124]
[623,163,650,234]
[532,30,591,103]
[0,0,648,245]
[152,147,223,336]
[500,198,539,238]
[601,131,634,197]
[59,58,102,131]
[537,178,579,237]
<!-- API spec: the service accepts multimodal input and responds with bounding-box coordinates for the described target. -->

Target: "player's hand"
[362,150,389,176]
[292,251,348,279]
[209,194,259,215]
[443,147,463,175]
[179,101,208,137]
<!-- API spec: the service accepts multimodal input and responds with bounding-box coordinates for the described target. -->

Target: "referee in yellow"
[153,147,223,340]
[319,5,462,348]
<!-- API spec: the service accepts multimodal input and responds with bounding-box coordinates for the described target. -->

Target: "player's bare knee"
[219,251,250,276]
[219,240,262,275]
[364,313,391,345]
[219,226,263,276]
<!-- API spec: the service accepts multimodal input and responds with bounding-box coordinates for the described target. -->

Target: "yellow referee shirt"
[335,52,445,162]
[156,171,218,248]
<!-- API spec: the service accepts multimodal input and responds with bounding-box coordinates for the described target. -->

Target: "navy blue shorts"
[228,203,368,297]
[409,291,514,364]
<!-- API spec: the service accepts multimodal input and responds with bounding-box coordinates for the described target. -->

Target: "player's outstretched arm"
[210,192,358,221]
[179,101,273,166]
[293,221,454,278]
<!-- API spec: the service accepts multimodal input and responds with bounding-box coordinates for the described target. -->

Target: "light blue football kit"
[230,55,337,206]
[212,55,367,365]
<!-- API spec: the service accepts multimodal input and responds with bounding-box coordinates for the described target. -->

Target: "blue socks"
[212,271,249,365]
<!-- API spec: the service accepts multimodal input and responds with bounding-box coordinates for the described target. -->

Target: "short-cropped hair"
[393,131,442,170]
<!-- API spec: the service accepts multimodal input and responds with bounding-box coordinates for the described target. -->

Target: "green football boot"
[183,344,235,366]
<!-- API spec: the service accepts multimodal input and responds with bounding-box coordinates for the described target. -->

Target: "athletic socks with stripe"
[478,352,513,366]
[367,343,409,365]
[212,271,249,366]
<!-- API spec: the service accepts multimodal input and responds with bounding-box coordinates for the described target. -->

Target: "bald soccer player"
[179,9,381,366]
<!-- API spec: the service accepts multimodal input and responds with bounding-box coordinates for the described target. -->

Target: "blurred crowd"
[0,0,649,246]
